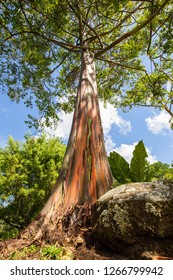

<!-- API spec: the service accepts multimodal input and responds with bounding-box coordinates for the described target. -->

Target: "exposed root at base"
[0,204,92,259]
[1,203,173,260]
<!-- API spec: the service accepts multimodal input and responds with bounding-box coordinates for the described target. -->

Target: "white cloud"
[99,102,131,155]
[43,111,73,140]
[100,102,131,135]
[105,135,116,154]
[145,111,171,135]
[114,143,137,163]
[145,146,158,164]
[113,142,157,164]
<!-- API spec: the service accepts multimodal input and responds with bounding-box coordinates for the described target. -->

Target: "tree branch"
[134,103,162,108]
[75,1,84,45]
[149,55,173,82]
[48,49,74,76]
[82,19,104,49]
[3,30,82,52]
[18,0,32,29]
[0,21,13,36]
[152,11,173,37]
[85,2,145,44]
[97,57,146,72]
[163,104,173,118]
[147,0,154,54]
[131,99,173,118]
[95,0,171,58]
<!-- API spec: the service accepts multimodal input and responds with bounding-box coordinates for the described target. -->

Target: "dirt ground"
[75,230,173,260]
[1,228,173,260]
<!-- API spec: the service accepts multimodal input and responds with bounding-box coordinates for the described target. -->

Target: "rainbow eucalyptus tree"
[0,0,172,242]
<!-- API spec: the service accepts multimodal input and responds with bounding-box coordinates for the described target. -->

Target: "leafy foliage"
[145,161,173,181]
[109,140,173,185]
[0,134,66,239]
[0,0,172,127]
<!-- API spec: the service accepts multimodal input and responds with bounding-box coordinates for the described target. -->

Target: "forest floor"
[0,241,130,260]
[0,232,128,260]
[0,228,173,260]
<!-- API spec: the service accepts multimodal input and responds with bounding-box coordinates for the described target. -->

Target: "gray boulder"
[92,182,173,254]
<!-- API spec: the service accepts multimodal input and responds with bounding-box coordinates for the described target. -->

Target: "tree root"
[0,204,92,259]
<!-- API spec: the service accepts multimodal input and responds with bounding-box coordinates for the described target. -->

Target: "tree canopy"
[0,0,172,128]
[0,134,65,238]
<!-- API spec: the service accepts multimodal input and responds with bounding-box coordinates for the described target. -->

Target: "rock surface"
[92,182,173,254]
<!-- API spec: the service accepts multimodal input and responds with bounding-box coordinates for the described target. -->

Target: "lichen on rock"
[92,181,173,253]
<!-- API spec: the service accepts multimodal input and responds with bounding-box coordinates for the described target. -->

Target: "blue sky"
[0,91,173,165]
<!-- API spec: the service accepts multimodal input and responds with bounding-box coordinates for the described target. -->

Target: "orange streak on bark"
[57,51,113,210]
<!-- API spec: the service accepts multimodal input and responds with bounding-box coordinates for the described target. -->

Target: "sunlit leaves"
[122,71,172,115]
[0,134,66,236]
[0,0,172,126]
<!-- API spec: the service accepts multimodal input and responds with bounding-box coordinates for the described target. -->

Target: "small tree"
[0,135,65,239]
[146,161,173,181]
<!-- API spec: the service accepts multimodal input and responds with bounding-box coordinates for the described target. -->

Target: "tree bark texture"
[62,50,113,207]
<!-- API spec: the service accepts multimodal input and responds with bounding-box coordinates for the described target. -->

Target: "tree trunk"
[40,49,113,210]
[1,51,113,247]
[62,50,113,207]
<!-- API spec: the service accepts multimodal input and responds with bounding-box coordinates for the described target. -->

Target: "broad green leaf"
[108,151,130,184]
[130,140,148,182]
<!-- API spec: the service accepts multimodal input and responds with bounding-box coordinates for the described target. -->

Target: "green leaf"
[130,140,148,182]
[108,151,130,183]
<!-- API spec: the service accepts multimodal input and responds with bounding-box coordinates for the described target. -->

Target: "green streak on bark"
[85,117,92,181]
[87,118,92,148]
